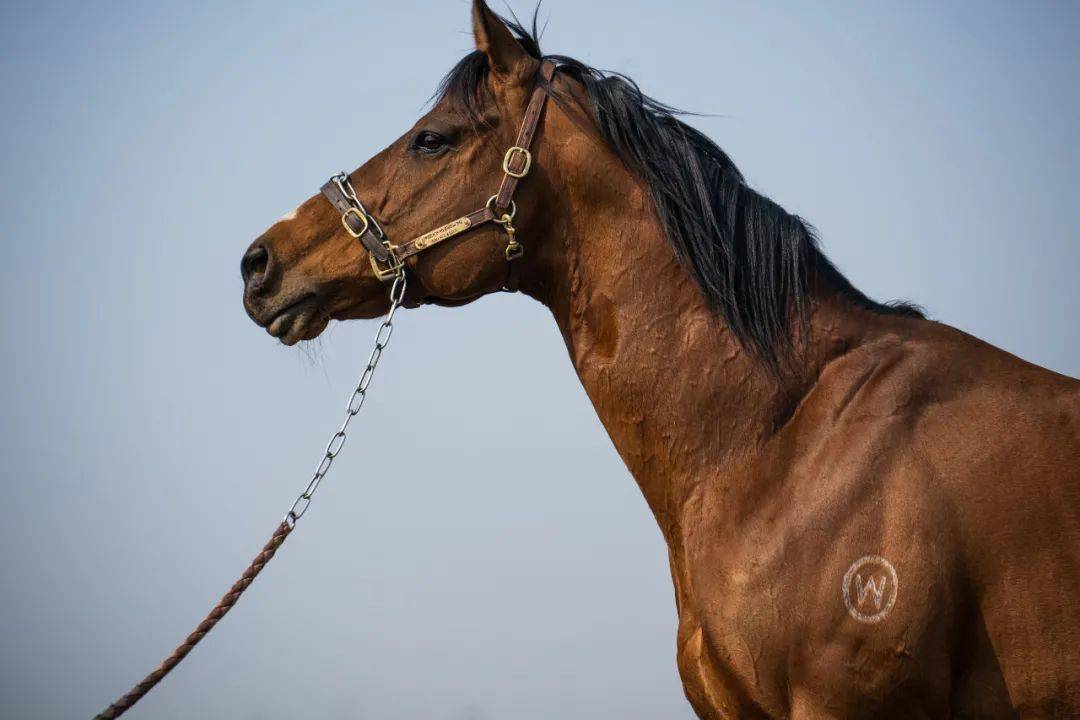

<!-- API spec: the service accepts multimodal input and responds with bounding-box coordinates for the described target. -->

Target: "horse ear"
[471,0,529,78]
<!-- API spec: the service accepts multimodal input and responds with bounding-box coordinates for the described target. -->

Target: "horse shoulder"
[779,319,1080,715]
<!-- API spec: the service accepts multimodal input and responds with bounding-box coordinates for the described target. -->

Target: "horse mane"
[437,11,923,374]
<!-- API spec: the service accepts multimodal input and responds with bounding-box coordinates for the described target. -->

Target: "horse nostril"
[241,243,270,288]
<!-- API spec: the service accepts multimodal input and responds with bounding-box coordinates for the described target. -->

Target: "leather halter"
[320,60,557,288]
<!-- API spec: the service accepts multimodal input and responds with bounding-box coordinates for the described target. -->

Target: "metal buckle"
[369,247,404,282]
[502,146,532,179]
[341,207,370,238]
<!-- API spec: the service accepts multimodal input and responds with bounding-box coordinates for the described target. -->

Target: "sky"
[1,1,1077,718]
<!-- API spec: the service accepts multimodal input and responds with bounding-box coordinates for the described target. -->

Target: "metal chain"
[93,262,406,720]
[284,271,406,528]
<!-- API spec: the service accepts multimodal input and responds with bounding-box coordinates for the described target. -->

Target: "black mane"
[438,12,922,373]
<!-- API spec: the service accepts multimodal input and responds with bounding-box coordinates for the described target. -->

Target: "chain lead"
[283,273,407,528]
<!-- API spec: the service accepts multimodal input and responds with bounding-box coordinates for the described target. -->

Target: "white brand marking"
[842,555,898,624]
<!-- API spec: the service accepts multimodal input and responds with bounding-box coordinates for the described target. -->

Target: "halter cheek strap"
[320,59,557,287]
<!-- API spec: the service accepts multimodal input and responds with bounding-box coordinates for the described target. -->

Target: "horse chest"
[668,511,805,718]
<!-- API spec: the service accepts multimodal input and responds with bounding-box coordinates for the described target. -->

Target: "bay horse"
[240,2,1080,717]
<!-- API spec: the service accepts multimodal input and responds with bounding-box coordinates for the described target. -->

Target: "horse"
[240,2,1080,717]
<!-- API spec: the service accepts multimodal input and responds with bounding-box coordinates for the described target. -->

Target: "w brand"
[855,573,888,610]
[842,556,898,624]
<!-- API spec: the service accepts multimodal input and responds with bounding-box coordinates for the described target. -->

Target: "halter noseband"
[320,60,558,289]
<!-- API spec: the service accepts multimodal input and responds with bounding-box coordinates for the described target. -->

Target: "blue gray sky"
[1,1,1077,718]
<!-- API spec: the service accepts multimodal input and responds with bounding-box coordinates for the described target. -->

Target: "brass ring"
[485,195,517,224]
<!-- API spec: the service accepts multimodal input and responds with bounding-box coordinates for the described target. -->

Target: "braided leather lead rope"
[94,274,406,718]
[94,521,293,719]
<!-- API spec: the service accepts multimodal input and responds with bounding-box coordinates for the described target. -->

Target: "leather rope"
[93,521,293,719]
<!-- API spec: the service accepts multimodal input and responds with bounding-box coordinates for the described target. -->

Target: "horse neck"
[524,160,868,536]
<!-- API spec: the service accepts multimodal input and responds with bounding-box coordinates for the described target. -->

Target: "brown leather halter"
[320,60,557,291]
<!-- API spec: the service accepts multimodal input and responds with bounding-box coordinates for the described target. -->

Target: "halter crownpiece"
[320,59,558,285]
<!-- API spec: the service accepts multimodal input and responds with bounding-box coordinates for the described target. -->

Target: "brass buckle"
[341,207,370,238]
[505,240,524,261]
[368,245,404,282]
[502,146,532,179]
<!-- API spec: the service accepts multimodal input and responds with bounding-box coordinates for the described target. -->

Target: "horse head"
[241,0,576,345]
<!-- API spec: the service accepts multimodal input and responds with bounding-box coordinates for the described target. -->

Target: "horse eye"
[412,130,449,155]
